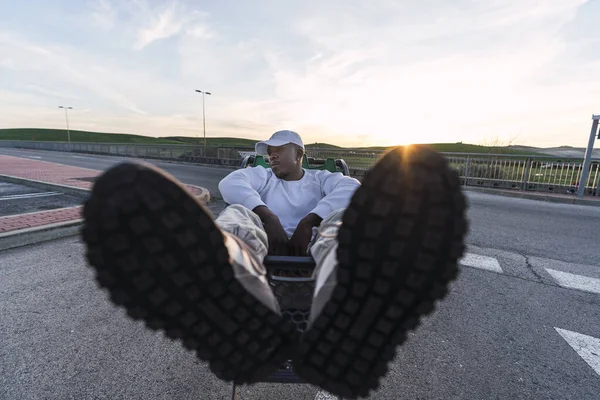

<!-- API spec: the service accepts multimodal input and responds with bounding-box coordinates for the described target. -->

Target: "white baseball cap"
[255,130,305,156]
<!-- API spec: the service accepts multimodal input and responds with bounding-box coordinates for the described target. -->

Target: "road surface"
[1,146,599,399]
[1,237,598,399]
[0,180,85,217]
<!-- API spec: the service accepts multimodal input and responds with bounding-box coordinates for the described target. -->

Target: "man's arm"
[310,172,361,220]
[288,172,360,256]
[218,167,269,211]
[218,168,289,254]
[219,168,279,224]
[298,212,323,228]
[253,205,289,255]
[288,212,322,256]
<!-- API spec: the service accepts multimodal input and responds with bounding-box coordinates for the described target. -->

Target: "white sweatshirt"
[218,167,361,237]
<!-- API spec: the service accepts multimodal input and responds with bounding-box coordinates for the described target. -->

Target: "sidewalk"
[0,155,210,249]
[465,186,600,207]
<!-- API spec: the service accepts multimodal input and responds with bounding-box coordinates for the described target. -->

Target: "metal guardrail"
[444,154,599,196]
[1,140,599,197]
[0,140,247,167]
[304,149,599,196]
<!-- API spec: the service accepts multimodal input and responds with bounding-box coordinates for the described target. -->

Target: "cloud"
[91,0,116,31]
[0,32,147,114]
[251,0,595,146]
[0,0,598,147]
[132,1,213,50]
[25,84,81,101]
[134,7,183,50]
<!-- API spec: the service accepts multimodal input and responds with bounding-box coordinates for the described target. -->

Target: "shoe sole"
[292,146,468,398]
[80,162,297,384]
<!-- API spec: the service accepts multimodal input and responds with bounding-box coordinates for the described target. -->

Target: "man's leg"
[214,204,269,263]
[293,145,469,398]
[306,208,344,320]
[80,162,296,384]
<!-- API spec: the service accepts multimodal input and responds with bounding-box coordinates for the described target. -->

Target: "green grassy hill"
[162,136,258,147]
[305,142,343,149]
[0,128,181,144]
[162,138,344,149]
[417,142,542,155]
[350,142,544,155]
[0,128,544,155]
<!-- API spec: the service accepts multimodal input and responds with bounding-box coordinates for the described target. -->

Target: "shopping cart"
[230,154,349,400]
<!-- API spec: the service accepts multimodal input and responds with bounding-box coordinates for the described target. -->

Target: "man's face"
[267,143,302,179]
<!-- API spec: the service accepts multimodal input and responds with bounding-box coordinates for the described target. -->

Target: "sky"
[0,0,599,148]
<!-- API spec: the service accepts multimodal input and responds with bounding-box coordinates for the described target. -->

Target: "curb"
[0,173,211,204]
[464,186,600,207]
[0,175,211,251]
[184,184,211,204]
[0,219,83,252]
[0,174,90,197]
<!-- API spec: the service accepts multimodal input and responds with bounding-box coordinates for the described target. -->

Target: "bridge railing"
[305,149,599,196]
[1,140,598,196]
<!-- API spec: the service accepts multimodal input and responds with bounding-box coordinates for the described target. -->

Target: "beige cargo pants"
[215,204,343,273]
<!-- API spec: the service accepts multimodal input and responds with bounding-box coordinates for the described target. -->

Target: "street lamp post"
[194,90,211,147]
[58,105,73,142]
[577,114,600,198]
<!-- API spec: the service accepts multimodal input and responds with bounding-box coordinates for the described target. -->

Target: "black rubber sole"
[292,146,469,398]
[80,162,297,384]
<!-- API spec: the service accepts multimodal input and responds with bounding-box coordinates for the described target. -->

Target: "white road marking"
[26,156,42,159]
[0,192,61,201]
[459,253,503,273]
[545,269,600,295]
[555,328,600,377]
[0,192,58,198]
[314,390,337,400]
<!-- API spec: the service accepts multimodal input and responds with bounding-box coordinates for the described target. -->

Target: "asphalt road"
[0,181,85,217]
[1,146,599,399]
[465,192,600,266]
[1,147,599,266]
[1,237,598,399]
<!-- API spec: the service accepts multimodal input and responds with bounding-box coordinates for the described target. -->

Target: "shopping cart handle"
[263,255,315,267]
[264,256,316,282]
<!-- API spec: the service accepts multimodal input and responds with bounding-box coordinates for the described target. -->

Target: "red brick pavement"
[0,207,82,233]
[0,155,208,234]
[0,155,206,196]
[0,155,101,190]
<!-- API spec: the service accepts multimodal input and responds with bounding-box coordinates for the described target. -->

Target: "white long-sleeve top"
[218,167,361,237]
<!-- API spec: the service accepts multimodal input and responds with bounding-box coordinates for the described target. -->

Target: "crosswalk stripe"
[545,269,600,295]
[0,192,60,201]
[314,390,337,399]
[555,328,600,377]
[459,253,503,273]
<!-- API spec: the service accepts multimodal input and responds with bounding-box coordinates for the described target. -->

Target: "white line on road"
[315,390,337,400]
[26,156,42,159]
[0,192,61,201]
[555,328,600,377]
[545,269,600,295]
[459,253,503,273]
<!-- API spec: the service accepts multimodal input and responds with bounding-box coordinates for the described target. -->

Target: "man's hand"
[289,213,323,256]
[253,206,289,255]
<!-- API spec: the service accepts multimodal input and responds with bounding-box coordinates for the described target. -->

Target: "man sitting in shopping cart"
[81,129,468,399]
